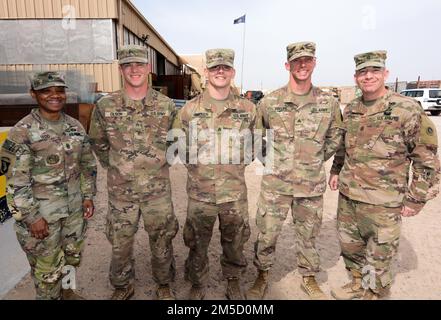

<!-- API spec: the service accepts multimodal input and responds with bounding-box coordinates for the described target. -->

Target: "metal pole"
[240,18,246,95]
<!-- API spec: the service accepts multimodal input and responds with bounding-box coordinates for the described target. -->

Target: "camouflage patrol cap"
[354,50,387,71]
[30,71,68,91]
[205,49,235,68]
[118,45,149,65]
[287,42,316,62]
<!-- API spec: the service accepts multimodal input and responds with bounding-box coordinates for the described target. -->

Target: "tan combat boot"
[111,284,135,300]
[246,270,269,300]
[156,284,175,300]
[188,285,206,300]
[331,270,364,300]
[362,287,390,300]
[301,276,328,300]
[225,278,245,300]
[61,288,85,300]
[361,289,379,300]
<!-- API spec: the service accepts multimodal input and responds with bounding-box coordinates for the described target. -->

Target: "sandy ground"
[4,117,441,300]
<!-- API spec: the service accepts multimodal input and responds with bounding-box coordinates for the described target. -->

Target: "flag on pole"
[233,14,246,24]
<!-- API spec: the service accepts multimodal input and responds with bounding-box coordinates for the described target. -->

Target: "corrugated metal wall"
[121,1,179,67]
[0,0,182,92]
[0,62,120,92]
[0,0,118,19]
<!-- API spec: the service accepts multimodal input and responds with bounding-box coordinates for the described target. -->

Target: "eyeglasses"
[356,67,384,77]
[208,65,233,73]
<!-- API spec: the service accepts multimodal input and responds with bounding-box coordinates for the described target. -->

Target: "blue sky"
[132,0,441,91]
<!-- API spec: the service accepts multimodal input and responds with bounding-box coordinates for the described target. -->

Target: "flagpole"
[240,16,246,95]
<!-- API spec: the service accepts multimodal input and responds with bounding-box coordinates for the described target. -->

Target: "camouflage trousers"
[337,193,401,293]
[183,198,251,286]
[14,209,87,300]
[106,195,179,288]
[254,190,323,276]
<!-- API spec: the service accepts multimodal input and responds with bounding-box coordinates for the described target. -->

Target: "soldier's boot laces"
[156,284,175,300]
[188,285,206,300]
[246,270,269,300]
[225,277,245,300]
[111,284,135,300]
[61,288,85,300]
[301,276,328,300]
[331,270,364,300]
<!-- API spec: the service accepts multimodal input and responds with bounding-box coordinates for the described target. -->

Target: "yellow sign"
[1,130,11,222]
[0,131,8,199]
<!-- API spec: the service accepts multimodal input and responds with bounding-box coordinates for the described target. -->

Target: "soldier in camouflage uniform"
[89,45,179,300]
[329,51,440,300]
[173,49,256,300]
[247,42,343,300]
[0,72,97,300]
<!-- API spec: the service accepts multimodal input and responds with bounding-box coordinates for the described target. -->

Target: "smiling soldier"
[173,48,257,300]
[0,71,97,300]
[247,42,344,300]
[328,51,440,300]
[89,45,179,300]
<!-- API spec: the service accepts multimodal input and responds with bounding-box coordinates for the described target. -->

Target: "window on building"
[123,27,148,47]
[0,19,116,64]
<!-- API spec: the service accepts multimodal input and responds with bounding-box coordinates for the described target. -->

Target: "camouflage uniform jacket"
[1,109,96,224]
[258,85,343,197]
[331,90,440,210]
[175,90,256,204]
[89,87,176,202]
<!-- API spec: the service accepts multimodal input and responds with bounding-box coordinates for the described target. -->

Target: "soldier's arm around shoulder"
[404,108,440,212]
[79,124,97,200]
[324,98,344,161]
[89,98,110,168]
[6,126,42,225]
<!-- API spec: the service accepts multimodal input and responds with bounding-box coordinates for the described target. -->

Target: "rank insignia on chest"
[232,113,250,120]
[105,111,128,117]
[194,112,211,119]
[46,154,60,165]
[66,128,81,137]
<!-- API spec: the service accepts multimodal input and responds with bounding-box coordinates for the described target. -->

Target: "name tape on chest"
[275,106,288,113]
[311,107,330,114]
[147,111,167,117]
[232,113,250,121]
[194,112,211,119]
[105,111,128,117]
